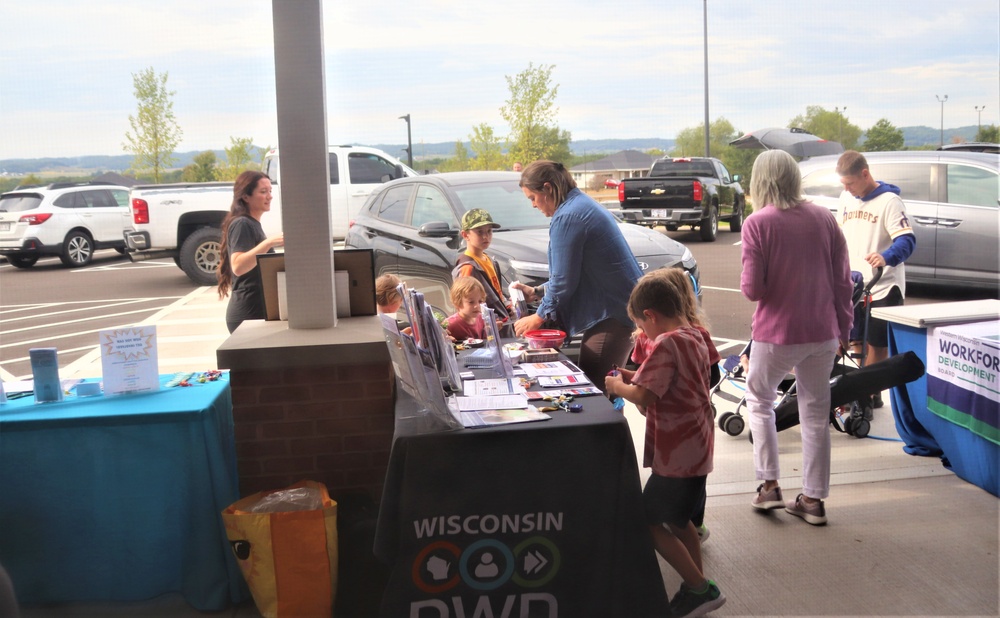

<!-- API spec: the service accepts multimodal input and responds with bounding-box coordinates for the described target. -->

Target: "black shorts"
[864,286,903,348]
[643,473,707,529]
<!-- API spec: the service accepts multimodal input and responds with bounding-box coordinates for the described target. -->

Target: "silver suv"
[0,182,130,268]
[798,151,999,290]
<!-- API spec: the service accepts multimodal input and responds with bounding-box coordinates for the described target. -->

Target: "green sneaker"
[670,579,726,618]
[697,523,710,544]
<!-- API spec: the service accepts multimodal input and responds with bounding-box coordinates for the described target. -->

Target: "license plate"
[651,209,668,218]
[0,222,11,231]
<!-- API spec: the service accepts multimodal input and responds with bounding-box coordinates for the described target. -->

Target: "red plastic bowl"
[524,329,567,350]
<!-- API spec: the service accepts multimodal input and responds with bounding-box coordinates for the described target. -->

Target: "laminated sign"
[222,480,339,618]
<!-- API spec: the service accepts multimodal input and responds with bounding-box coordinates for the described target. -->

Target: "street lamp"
[935,95,948,147]
[702,0,710,157]
[398,114,413,168]
[835,106,847,144]
[974,105,986,138]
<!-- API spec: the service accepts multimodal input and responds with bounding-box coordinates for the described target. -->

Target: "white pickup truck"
[123,145,416,285]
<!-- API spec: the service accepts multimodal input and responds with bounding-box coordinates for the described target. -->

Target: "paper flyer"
[99,326,159,395]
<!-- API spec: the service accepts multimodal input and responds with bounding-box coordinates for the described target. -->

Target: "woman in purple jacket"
[740,150,854,526]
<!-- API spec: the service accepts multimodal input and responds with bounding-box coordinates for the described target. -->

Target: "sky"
[1,0,998,160]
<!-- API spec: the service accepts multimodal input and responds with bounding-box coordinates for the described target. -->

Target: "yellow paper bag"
[222,480,338,618]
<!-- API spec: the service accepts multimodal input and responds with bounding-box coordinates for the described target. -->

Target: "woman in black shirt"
[217,170,284,333]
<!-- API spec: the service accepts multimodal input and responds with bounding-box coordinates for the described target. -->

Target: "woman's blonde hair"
[749,149,804,212]
[450,276,486,307]
[375,273,402,308]
[655,267,709,329]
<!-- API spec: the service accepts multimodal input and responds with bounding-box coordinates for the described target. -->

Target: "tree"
[439,141,470,172]
[123,67,183,183]
[500,63,562,163]
[181,151,218,182]
[863,118,904,152]
[468,123,505,170]
[217,137,263,180]
[788,106,862,150]
[977,124,999,143]
[670,117,754,190]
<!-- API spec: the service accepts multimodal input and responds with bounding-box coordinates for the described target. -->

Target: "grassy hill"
[0,126,989,176]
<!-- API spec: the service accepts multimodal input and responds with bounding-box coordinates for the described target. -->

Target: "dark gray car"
[344,171,700,311]
[798,151,999,291]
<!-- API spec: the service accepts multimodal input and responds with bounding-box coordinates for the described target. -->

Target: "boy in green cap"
[452,208,512,322]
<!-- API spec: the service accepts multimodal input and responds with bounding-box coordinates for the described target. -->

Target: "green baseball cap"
[461,208,501,231]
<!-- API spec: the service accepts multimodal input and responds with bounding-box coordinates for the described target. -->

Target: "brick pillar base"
[218,318,394,503]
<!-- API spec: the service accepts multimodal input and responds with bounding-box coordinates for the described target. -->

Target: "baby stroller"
[711,267,907,439]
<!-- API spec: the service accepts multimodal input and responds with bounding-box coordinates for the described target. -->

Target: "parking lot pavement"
[63,285,230,380]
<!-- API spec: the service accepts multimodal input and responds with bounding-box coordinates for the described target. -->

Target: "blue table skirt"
[0,374,249,609]
[888,324,999,497]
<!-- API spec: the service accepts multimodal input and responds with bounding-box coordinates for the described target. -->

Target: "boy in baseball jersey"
[836,151,916,392]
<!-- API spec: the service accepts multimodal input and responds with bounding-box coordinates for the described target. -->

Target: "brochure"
[536,374,591,388]
[525,386,604,400]
[520,360,585,378]
[454,406,552,428]
[456,394,529,411]
[463,378,525,397]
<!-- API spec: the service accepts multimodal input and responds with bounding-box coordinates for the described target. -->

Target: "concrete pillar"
[271,0,336,328]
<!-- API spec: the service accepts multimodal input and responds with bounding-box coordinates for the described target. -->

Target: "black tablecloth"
[374,366,669,617]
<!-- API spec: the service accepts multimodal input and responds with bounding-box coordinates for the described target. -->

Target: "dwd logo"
[412,536,561,594]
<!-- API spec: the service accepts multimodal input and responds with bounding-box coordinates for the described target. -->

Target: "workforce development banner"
[926,320,1000,445]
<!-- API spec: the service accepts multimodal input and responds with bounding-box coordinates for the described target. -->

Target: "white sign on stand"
[100,326,159,395]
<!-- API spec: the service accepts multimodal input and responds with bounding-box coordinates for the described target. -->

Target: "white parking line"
[1,307,170,336]
[1,297,184,322]
[700,285,742,293]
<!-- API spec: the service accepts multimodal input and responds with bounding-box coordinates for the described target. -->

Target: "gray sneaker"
[751,483,784,510]
[785,493,827,525]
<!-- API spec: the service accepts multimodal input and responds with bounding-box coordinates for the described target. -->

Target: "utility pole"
[974,105,986,138]
[702,0,710,157]
[399,114,413,168]
[935,95,948,147]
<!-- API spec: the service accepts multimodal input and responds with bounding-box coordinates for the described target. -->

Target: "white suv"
[0,182,131,268]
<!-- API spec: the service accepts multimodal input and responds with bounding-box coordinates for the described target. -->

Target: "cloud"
[1,0,997,159]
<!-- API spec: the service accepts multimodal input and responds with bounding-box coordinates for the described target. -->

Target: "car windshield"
[452,180,550,230]
[0,193,43,212]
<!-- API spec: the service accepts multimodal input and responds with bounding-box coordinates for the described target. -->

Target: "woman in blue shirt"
[514,160,642,390]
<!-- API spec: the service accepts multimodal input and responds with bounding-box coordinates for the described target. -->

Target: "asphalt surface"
[1,230,996,381]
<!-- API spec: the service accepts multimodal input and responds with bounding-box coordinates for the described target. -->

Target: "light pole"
[835,106,847,144]
[974,105,986,138]
[935,95,948,147]
[398,114,413,168]
[702,0,710,157]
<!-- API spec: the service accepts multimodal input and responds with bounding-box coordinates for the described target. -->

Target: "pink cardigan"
[740,201,854,345]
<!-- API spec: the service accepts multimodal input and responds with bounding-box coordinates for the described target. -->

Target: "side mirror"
[418,221,458,239]
[394,164,405,179]
[732,174,742,183]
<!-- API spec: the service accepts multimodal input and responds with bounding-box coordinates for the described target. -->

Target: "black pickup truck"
[617,157,745,241]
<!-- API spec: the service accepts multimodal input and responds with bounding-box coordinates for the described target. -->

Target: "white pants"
[745,339,839,500]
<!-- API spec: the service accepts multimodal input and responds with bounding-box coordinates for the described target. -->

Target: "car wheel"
[730,201,744,233]
[7,255,39,269]
[699,203,718,242]
[179,227,222,286]
[665,224,678,232]
[60,231,94,267]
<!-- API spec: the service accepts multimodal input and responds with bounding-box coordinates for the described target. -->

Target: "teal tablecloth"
[0,374,248,609]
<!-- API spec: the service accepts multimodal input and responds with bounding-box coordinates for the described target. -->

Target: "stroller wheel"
[711,403,718,419]
[723,414,745,437]
[718,411,733,431]
[852,418,871,439]
[843,416,856,436]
